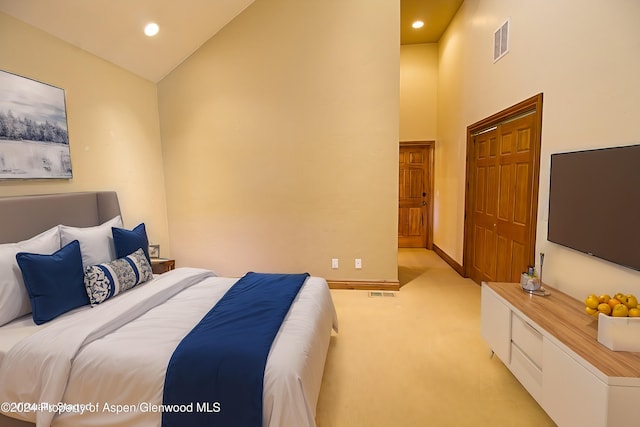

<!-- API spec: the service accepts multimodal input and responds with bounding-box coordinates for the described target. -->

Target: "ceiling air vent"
[493,18,510,62]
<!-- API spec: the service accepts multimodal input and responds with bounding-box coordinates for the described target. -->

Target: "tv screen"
[548,144,640,271]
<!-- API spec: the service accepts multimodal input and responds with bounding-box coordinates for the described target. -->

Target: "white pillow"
[59,215,123,268]
[0,226,61,326]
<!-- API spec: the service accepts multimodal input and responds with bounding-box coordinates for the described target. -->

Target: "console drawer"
[511,342,543,401]
[511,313,543,369]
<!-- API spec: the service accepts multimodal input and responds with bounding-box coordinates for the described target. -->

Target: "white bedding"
[0,268,337,427]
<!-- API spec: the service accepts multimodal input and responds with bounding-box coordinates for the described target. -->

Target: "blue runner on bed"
[161,271,309,427]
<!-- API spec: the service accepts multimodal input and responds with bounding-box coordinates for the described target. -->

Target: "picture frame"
[0,70,72,179]
[149,244,160,259]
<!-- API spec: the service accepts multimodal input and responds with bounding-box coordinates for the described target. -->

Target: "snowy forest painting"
[0,70,72,179]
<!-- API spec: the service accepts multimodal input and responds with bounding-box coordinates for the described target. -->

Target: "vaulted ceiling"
[0,0,462,82]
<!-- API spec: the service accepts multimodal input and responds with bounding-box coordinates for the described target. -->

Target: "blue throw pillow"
[112,223,150,263]
[84,248,154,305]
[16,240,89,325]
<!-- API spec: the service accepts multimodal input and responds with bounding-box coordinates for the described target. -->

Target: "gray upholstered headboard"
[0,192,121,244]
[0,191,121,427]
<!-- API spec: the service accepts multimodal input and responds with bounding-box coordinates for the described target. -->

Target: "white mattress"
[0,268,337,427]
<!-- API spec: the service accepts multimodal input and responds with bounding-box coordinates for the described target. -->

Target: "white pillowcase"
[0,226,61,326]
[59,215,123,268]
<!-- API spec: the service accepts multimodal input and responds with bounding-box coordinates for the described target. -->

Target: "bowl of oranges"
[585,293,640,351]
[584,293,640,319]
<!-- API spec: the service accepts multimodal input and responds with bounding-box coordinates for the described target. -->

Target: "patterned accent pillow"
[84,248,153,306]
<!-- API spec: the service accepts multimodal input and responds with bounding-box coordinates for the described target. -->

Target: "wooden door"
[470,127,500,281]
[465,95,542,284]
[398,142,433,248]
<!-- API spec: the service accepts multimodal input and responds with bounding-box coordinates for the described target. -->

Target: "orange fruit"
[624,295,638,309]
[599,294,611,304]
[585,294,600,309]
[628,308,640,317]
[612,304,629,317]
[597,303,611,315]
[608,298,621,310]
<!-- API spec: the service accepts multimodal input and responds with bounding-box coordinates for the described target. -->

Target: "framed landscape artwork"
[0,70,72,179]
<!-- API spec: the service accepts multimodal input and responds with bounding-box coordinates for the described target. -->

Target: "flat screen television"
[547,144,640,271]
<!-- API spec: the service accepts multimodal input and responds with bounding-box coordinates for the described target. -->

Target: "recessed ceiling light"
[412,21,424,29]
[144,22,159,37]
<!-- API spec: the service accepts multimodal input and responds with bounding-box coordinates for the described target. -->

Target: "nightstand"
[150,258,175,274]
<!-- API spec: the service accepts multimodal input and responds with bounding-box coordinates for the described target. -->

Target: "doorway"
[398,141,434,249]
[463,94,543,283]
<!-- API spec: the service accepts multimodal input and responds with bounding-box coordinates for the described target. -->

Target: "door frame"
[462,94,543,280]
[399,140,435,250]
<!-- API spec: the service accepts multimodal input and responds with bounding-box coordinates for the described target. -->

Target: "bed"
[0,192,337,427]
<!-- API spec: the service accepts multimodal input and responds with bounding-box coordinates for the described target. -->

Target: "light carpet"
[315,248,555,427]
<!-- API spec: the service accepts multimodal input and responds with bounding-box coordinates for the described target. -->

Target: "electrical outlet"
[355,258,362,269]
[331,258,339,269]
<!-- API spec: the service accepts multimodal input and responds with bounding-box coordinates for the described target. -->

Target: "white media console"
[481,281,640,427]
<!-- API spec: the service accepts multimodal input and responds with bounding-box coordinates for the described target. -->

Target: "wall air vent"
[368,291,396,297]
[493,18,510,62]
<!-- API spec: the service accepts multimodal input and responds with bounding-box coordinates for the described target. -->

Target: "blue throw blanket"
[161,272,309,427]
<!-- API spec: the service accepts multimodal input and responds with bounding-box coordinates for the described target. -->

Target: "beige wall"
[12,0,632,297]
[158,0,400,280]
[436,0,640,298]
[400,44,438,141]
[0,13,170,252]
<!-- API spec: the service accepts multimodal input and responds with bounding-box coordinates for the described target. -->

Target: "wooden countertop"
[485,281,640,379]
